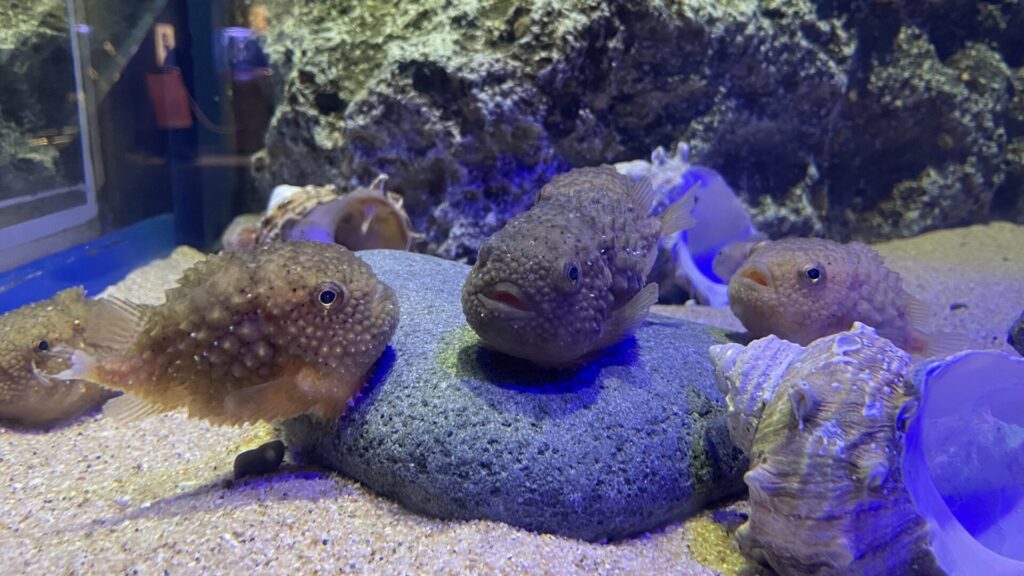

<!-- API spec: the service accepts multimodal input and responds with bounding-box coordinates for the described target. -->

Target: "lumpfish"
[461,165,696,366]
[0,287,115,429]
[727,237,962,355]
[47,242,399,425]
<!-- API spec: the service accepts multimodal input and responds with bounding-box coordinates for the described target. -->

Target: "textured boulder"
[281,249,748,541]
[254,0,1024,262]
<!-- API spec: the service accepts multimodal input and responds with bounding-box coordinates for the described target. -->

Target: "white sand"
[3,223,1022,575]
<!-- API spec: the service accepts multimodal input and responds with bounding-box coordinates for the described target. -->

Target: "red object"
[146,67,193,129]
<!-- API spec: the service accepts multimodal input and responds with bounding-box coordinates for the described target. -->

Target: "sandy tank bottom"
[2,222,1021,575]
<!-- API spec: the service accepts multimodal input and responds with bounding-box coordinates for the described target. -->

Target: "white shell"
[712,323,942,575]
[711,324,1024,575]
[709,335,805,455]
[257,175,417,250]
[902,349,1024,575]
[615,142,756,307]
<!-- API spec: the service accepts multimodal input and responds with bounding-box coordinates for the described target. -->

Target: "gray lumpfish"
[728,237,964,356]
[0,287,115,429]
[461,165,696,366]
[47,242,399,425]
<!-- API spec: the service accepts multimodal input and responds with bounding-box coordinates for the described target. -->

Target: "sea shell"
[709,324,1024,575]
[256,174,417,250]
[220,212,263,252]
[615,142,756,306]
[902,349,1024,575]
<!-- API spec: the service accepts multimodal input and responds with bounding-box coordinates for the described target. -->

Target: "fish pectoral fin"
[102,393,164,424]
[222,368,313,423]
[660,185,697,237]
[85,297,148,352]
[294,367,367,420]
[597,282,659,350]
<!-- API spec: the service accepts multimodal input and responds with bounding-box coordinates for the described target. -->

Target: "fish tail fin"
[914,328,970,358]
[660,185,697,237]
[85,297,148,352]
[102,394,165,424]
[902,291,969,357]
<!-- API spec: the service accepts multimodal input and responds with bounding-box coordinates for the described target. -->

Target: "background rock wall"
[252,0,1024,262]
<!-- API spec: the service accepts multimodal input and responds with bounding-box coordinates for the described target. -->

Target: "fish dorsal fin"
[86,297,148,352]
[659,185,697,237]
[369,174,389,197]
[102,393,164,424]
[903,291,934,328]
[628,176,658,213]
[597,282,659,350]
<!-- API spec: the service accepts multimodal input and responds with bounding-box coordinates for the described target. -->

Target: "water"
[1,1,1022,574]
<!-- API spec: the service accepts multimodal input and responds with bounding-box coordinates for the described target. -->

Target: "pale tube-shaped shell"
[257,175,417,250]
[902,349,1024,575]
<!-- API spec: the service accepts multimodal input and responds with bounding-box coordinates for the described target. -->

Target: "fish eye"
[315,282,347,309]
[37,340,49,352]
[565,262,580,284]
[801,263,826,285]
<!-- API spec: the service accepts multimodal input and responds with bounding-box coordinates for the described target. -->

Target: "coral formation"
[254,0,1024,263]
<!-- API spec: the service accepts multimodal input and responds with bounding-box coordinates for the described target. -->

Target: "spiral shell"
[710,322,943,575]
[257,175,416,250]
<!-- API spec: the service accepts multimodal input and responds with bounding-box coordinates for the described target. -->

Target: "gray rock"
[281,249,747,541]
[253,0,1024,263]
[1010,311,1024,357]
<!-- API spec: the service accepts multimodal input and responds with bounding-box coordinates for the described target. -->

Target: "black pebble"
[233,439,286,480]
[949,302,968,311]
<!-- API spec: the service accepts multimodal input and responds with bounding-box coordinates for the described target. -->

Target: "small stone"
[233,440,286,480]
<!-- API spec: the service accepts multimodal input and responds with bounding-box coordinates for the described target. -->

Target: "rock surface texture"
[254,0,1024,262]
[281,249,747,541]
[1010,310,1024,356]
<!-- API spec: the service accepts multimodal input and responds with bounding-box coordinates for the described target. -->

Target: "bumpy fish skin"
[462,165,692,366]
[69,242,399,424]
[0,288,114,429]
[728,238,927,352]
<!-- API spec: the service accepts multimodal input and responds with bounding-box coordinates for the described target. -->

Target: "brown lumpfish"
[461,165,696,366]
[727,237,963,355]
[48,242,399,425]
[0,287,115,429]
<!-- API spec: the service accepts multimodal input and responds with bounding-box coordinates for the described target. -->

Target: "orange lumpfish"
[461,165,696,366]
[0,287,115,429]
[727,238,962,355]
[48,242,399,424]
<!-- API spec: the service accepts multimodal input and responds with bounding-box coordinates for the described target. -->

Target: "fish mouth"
[477,282,536,318]
[738,265,772,289]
